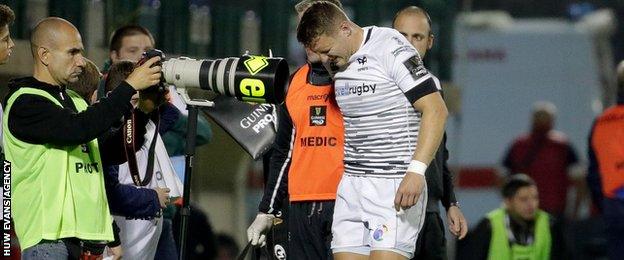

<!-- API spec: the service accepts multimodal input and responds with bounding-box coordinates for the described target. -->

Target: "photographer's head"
[105,60,135,94]
[502,174,539,221]
[31,17,86,86]
[109,25,154,63]
[297,2,359,70]
[106,60,164,112]
[0,4,15,64]
[67,58,102,104]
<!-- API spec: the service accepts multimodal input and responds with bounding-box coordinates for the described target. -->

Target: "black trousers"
[604,198,624,260]
[288,201,335,260]
[413,211,447,260]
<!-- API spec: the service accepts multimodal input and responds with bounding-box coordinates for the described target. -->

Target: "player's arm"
[383,31,448,210]
[383,31,447,168]
[394,89,447,210]
[410,91,447,166]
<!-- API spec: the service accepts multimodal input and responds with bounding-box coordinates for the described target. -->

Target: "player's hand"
[154,187,171,208]
[447,205,468,239]
[126,56,162,91]
[394,172,425,211]
[246,213,275,247]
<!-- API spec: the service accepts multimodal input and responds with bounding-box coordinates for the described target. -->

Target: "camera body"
[138,49,168,106]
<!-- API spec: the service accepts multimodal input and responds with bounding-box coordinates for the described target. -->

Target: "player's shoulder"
[369,26,403,41]
[366,27,409,47]
[366,26,418,59]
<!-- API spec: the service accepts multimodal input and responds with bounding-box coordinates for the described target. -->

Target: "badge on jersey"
[403,55,428,80]
[309,106,327,126]
[357,56,367,65]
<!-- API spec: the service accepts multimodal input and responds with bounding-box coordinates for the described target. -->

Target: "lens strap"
[123,109,160,186]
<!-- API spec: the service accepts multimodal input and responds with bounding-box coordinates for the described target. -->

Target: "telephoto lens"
[162,55,288,104]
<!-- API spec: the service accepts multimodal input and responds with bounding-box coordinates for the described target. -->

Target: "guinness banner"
[203,96,277,159]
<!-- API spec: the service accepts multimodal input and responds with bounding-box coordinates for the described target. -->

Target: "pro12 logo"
[309,106,327,126]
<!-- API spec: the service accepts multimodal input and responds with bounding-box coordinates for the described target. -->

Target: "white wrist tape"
[407,160,427,176]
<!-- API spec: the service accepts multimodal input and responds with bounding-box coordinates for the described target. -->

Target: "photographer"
[105,24,212,260]
[103,59,184,260]
[69,57,176,260]
[4,17,161,258]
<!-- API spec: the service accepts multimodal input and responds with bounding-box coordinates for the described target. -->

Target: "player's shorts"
[331,174,427,259]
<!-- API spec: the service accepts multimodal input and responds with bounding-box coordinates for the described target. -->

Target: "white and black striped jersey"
[333,26,441,177]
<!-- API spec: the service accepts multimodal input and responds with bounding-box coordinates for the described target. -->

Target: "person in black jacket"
[5,17,161,259]
[393,6,467,260]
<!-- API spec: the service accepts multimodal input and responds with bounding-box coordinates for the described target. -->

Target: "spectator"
[457,174,564,260]
[0,3,14,65]
[502,101,583,219]
[66,57,101,103]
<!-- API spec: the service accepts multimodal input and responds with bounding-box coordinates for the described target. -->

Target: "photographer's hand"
[154,187,171,208]
[126,56,162,91]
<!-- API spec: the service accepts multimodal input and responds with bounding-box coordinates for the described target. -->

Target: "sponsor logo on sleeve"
[403,55,428,80]
[391,36,405,46]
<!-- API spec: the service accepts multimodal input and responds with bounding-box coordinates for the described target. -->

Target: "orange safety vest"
[285,64,344,201]
[592,105,624,198]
